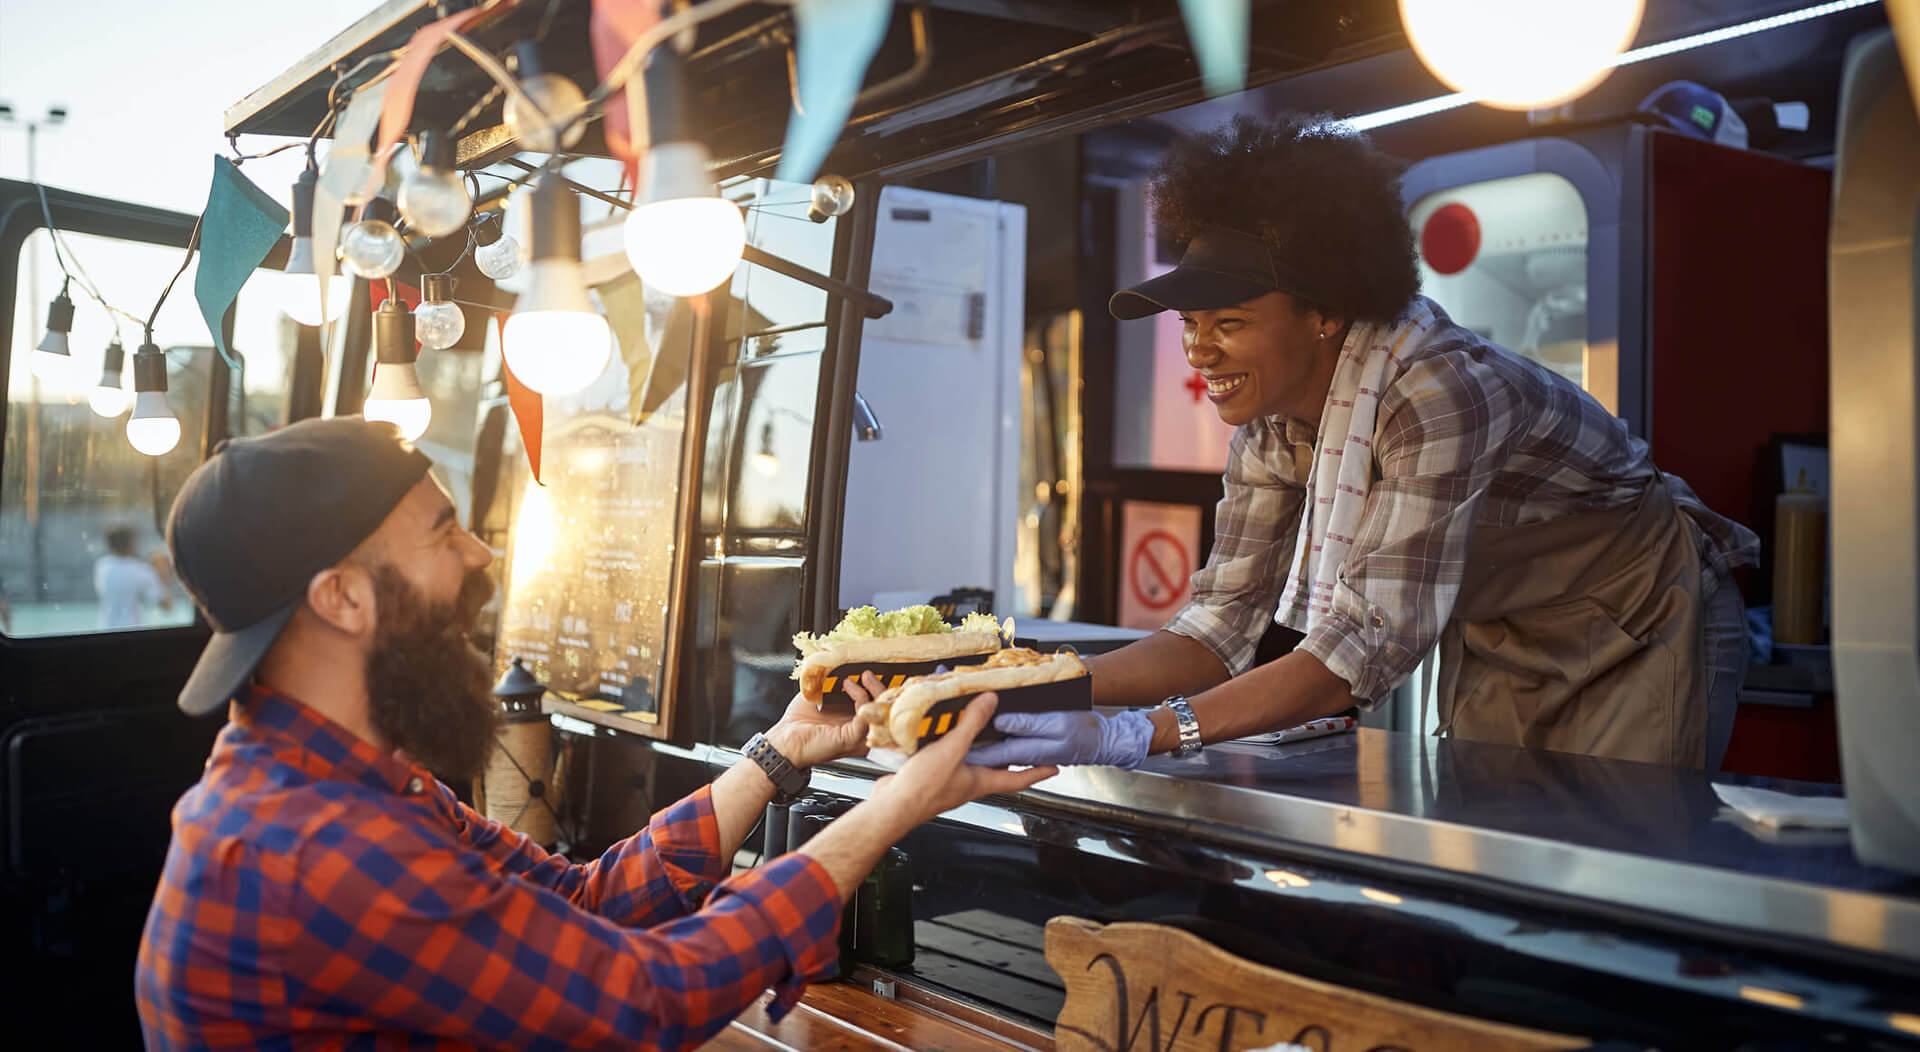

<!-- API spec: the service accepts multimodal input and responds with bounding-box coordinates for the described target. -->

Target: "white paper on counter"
[1712,783,1849,830]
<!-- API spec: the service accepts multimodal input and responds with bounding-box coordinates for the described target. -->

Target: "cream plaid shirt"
[1165,297,1758,704]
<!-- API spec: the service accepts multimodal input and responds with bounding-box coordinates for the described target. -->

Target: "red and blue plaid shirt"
[135,686,841,1050]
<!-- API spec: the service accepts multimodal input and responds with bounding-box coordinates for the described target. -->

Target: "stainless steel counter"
[818,727,1920,971]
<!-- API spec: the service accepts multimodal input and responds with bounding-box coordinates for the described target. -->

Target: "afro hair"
[1149,113,1420,325]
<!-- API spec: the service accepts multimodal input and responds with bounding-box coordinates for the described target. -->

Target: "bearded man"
[134,417,1049,1050]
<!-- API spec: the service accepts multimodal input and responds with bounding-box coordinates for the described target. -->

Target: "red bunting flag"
[590,0,662,187]
[497,311,543,485]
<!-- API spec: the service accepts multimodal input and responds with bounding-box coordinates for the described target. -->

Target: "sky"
[0,0,377,210]
[1,0,383,408]
[0,0,853,412]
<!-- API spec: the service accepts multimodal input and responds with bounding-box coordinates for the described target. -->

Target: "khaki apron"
[1434,480,1709,767]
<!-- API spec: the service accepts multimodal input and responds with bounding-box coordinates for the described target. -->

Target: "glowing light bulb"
[363,362,433,441]
[33,287,75,383]
[363,299,433,441]
[503,277,612,395]
[32,347,72,383]
[475,225,522,280]
[126,342,179,455]
[503,180,612,396]
[625,142,744,297]
[504,43,586,154]
[283,271,354,327]
[90,340,129,417]
[398,131,471,238]
[809,175,855,221]
[127,392,181,456]
[283,169,353,325]
[1398,0,1645,111]
[339,218,404,279]
[90,384,130,418]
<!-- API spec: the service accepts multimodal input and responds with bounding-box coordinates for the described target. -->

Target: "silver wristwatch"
[1160,696,1204,759]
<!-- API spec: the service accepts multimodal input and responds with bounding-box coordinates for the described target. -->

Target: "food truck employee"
[135,417,1053,1050]
[974,115,1757,771]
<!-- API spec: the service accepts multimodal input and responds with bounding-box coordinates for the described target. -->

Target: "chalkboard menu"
[495,404,684,735]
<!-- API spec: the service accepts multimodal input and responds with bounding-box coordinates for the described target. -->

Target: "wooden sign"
[1045,917,1586,1052]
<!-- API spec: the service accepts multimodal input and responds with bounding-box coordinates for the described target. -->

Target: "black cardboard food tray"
[812,653,995,711]
[910,674,1092,750]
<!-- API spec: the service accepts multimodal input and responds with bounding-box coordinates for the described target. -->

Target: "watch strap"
[745,732,810,805]
[1160,696,1204,758]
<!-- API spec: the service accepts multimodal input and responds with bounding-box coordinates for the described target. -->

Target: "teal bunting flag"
[1178,0,1250,98]
[774,0,891,184]
[193,156,289,371]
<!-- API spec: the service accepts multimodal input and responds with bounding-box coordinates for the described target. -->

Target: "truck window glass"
[2,227,296,637]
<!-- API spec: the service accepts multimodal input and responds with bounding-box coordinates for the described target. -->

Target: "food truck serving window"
[491,178,842,746]
[1,226,296,638]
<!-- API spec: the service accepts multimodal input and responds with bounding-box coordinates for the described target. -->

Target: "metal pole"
[24,119,45,603]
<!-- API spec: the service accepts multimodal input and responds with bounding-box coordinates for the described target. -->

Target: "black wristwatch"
[744,732,810,805]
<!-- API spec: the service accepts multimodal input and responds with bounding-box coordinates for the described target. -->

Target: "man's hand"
[764,692,867,769]
[790,693,1058,905]
[869,694,1059,825]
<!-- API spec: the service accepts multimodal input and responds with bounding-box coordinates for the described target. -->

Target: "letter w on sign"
[1043,917,1587,1052]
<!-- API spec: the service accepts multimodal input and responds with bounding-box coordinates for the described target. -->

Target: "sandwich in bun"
[792,605,1005,707]
[860,647,1089,753]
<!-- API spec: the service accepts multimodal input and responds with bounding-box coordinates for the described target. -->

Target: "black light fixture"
[501,178,611,396]
[90,338,128,418]
[623,45,744,297]
[32,281,74,381]
[126,342,180,457]
[283,166,349,327]
[362,296,431,441]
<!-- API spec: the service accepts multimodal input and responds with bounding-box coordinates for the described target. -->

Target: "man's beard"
[365,565,499,783]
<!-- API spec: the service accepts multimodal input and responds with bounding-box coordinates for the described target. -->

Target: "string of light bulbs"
[65,0,858,461]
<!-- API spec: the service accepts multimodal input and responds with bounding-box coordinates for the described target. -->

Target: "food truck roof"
[224,0,1889,177]
[222,0,1408,176]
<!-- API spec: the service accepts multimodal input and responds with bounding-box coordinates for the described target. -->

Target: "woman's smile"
[1204,372,1249,403]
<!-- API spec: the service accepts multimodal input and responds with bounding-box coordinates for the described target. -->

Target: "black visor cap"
[1109,227,1293,320]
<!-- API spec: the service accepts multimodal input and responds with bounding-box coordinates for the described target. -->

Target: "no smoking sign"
[1118,501,1201,631]
[1128,530,1189,610]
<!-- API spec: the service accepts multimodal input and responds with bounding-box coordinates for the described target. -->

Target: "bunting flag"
[315,79,389,325]
[635,297,694,424]
[775,0,891,184]
[320,78,389,204]
[498,311,543,484]
[192,157,289,371]
[368,280,422,312]
[596,269,652,424]
[1178,0,1251,98]
[590,0,663,185]
[368,5,487,193]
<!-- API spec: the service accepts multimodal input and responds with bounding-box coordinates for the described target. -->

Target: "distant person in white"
[95,525,172,630]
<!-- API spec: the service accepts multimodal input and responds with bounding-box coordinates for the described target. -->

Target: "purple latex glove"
[966,710,1155,769]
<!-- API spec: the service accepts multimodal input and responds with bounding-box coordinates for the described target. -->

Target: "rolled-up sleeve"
[1165,422,1305,676]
